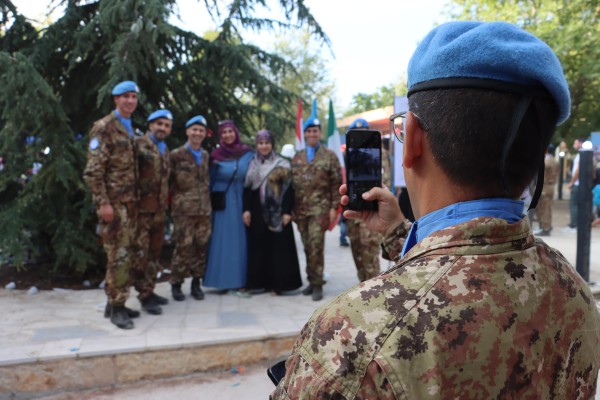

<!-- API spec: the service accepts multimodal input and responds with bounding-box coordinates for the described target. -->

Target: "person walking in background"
[83,80,140,330]
[534,144,559,236]
[132,109,172,315]
[169,115,212,301]
[291,117,342,301]
[204,120,254,297]
[242,130,302,294]
[566,137,584,230]
[272,21,599,398]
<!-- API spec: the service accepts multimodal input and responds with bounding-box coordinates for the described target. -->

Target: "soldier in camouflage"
[169,115,212,301]
[132,109,172,315]
[535,145,559,236]
[272,22,600,399]
[292,117,342,301]
[83,80,140,330]
[345,118,393,282]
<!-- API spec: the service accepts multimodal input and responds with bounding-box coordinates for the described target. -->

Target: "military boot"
[140,296,162,315]
[311,285,323,301]
[191,277,205,300]
[110,305,134,329]
[104,303,140,319]
[149,292,169,305]
[302,284,313,296]
[171,283,185,301]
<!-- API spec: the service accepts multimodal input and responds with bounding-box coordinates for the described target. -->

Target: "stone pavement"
[1,198,599,398]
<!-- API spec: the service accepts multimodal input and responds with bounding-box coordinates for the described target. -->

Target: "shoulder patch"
[89,137,100,151]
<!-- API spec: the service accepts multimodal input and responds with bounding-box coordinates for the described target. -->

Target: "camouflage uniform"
[132,133,170,300]
[83,113,137,307]
[272,217,600,399]
[346,147,393,282]
[169,145,211,285]
[292,146,342,286]
[536,153,559,231]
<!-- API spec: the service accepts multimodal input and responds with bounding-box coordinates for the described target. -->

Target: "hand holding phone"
[345,129,382,212]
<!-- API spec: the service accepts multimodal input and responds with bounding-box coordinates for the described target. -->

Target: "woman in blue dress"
[204,120,254,296]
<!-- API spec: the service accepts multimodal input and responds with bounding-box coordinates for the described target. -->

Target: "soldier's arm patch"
[89,137,100,151]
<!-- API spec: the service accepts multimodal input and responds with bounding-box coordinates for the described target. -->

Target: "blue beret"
[185,115,208,128]
[349,118,369,129]
[407,21,570,124]
[303,117,321,132]
[112,81,139,96]
[147,109,173,122]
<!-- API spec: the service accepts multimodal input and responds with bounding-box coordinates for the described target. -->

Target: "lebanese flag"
[326,98,345,230]
[295,99,304,151]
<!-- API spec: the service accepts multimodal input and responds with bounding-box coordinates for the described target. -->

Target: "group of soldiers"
[84,81,211,329]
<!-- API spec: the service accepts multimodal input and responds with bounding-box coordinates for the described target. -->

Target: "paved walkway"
[1,198,598,370]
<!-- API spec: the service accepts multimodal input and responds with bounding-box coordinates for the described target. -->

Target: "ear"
[402,111,424,169]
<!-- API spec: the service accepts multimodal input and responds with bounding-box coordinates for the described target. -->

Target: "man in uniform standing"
[534,145,559,236]
[132,109,172,315]
[272,22,599,398]
[291,117,342,301]
[344,118,392,282]
[84,80,140,330]
[169,115,212,301]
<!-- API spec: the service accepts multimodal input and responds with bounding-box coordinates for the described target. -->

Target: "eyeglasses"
[389,111,407,143]
[389,111,429,143]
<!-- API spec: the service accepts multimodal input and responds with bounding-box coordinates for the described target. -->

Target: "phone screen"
[346,129,382,211]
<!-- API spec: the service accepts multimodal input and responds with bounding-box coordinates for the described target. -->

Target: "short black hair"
[408,88,558,198]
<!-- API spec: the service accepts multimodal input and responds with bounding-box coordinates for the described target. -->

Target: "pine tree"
[0,0,328,276]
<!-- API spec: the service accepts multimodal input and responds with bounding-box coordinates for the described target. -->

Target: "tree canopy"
[0,0,328,275]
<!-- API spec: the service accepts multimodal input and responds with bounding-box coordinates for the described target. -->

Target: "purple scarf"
[209,120,252,162]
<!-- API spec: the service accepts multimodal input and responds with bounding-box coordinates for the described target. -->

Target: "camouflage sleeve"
[329,152,342,210]
[381,219,412,261]
[355,360,403,399]
[83,123,110,206]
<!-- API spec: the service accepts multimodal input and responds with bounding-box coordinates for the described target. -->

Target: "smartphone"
[345,129,382,211]
[267,360,287,386]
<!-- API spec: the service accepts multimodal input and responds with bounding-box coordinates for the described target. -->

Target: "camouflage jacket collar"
[397,217,534,268]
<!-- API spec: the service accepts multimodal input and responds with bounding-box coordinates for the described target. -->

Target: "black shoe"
[340,242,349,247]
[191,277,205,300]
[104,303,140,319]
[311,285,323,301]
[302,284,313,296]
[537,229,551,237]
[171,283,185,301]
[110,305,134,329]
[150,292,169,305]
[141,296,163,315]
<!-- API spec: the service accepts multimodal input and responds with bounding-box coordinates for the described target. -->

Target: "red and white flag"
[295,99,304,151]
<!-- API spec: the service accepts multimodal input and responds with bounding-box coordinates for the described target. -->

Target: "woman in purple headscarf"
[204,120,254,297]
[242,130,302,294]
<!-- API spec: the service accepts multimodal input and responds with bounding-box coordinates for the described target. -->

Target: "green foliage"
[0,0,327,274]
[448,0,600,141]
[344,80,407,116]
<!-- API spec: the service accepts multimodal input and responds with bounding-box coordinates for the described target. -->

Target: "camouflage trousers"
[170,214,211,285]
[347,219,381,282]
[537,190,554,231]
[296,214,328,286]
[98,202,137,306]
[131,211,165,300]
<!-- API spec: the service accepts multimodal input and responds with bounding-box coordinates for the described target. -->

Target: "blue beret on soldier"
[111,81,139,96]
[407,21,570,124]
[147,109,173,123]
[185,115,208,128]
[349,118,369,129]
[303,117,321,132]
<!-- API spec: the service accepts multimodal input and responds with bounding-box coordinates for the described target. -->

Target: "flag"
[295,99,304,151]
[310,98,318,119]
[326,98,345,231]
[326,99,345,168]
